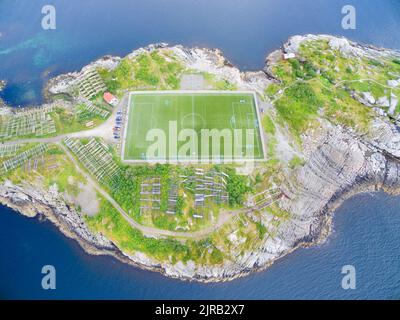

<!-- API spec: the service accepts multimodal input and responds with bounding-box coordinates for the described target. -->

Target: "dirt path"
[2,94,127,146]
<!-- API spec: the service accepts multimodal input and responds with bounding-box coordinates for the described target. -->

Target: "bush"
[226,173,251,206]
[393,59,400,65]
[303,61,317,79]
[321,70,335,84]
[288,155,305,169]
[289,59,317,80]
[369,59,383,67]
[286,82,320,106]
[262,114,276,135]
[256,222,267,239]
[275,82,320,137]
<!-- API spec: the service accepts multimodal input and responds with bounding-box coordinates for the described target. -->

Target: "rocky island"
[1,34,400,282]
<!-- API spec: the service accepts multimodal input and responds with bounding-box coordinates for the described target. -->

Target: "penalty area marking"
[122,90,266,163]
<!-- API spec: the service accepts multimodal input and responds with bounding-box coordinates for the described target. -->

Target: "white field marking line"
[128,90,257,95]
[269,78,331,104]
[192,95,196,160]
[129,95,138,157]
[270,79,314,104]
[118,157,267,164]
[246,112,261,156]
[245,112,254,141]
[252,91,266,159]
[232,102,251,125]
[121,93,132,162]
[122,91,266,162]
[271,77,388,104]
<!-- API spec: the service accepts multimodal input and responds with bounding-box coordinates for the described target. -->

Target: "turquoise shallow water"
[1,0,400,106]
[0,0,400,299]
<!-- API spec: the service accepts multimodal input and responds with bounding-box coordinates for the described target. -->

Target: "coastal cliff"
[1,34,400,282]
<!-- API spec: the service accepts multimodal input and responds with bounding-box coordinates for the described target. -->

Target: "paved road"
[2,93,266,239]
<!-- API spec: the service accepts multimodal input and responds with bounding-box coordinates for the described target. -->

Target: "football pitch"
[122,91,265,162]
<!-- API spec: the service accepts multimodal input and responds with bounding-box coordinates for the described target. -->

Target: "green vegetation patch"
[105,163,250,232]
[265,38,393,141]
[274,82,321,139]
[262,114,276,135]
[288,155,305,169]
[51,106,106,134]
[98,50,184,93]
[123,92,264,161]
[202,72,237,90]
[86,198,225,265]
[86,198,189,261]
[2,144,86,196]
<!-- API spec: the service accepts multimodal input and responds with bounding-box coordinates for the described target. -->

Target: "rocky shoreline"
[1,171,398,283]
[1,34,400,282]
[0,80,7,109]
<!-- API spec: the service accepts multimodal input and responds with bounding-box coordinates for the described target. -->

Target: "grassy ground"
[123,92,264,161]
[0,105,108,142]
[265,38,400,143]
[85,180,275,265]
[2,144,86,194]
[98,50,184,95]
[85,196,225,265]
[51,106,107,135]
[202,72,238,90]
[104,163,248,232]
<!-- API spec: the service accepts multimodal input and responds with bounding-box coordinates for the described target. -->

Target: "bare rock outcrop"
[0,181,113,249]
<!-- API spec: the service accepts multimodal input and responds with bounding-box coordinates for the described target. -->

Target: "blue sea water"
[0,192,399,300]
[0,0,400,299]
[1,0,400,106]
